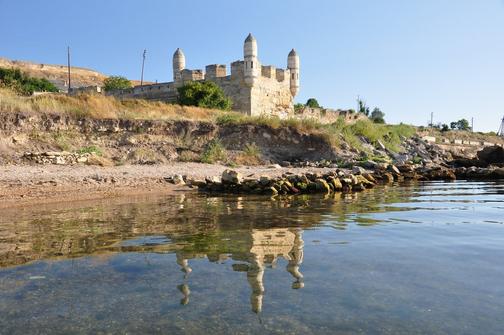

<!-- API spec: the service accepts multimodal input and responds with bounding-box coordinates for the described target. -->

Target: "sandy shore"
[0,163,337,208]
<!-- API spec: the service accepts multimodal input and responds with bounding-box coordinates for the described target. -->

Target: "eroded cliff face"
[0,112,339,165]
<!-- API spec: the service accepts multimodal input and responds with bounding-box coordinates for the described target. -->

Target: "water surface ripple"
[0,181,503,334]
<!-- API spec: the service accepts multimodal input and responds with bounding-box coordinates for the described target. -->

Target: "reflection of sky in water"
[0,181,504,334]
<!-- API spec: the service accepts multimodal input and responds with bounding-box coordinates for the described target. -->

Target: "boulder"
[315,179,331,193]
[263,186,278,195]
[477,146,504,166]
[352,166,366,175]
[222,169,242,184]
[388,165,401,174]
[172,174,185,185]
[327,177,343,191]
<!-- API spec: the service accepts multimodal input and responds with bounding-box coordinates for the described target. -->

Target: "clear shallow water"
[1,181,504,334]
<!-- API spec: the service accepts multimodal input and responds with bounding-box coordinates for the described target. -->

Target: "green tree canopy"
[0,67,58,95]
[294,103,305,112]
[305,98,320,108]
[370,107,385,124]
[177,81,232,110]
[450,119,471,131]
[103,76,132,91]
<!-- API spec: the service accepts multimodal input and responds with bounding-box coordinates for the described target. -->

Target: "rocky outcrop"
[192,169,377,196]
[477,146,504,165]
[22,151,91,165]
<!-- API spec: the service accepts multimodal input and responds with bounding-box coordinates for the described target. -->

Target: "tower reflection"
[174,228,305,313]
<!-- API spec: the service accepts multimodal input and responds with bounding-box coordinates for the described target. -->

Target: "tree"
[0,67,58,95]
[449,119,471,131]
[441,124,449,132]
[457,119,470,131]
[357,97,370,116]
[305,98,320,108]
[177,81,232,110]
[103,76,132,91]
[370,107,385,124]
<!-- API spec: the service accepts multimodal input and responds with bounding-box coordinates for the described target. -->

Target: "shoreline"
[2,162,503,209]
[0,163,340,209]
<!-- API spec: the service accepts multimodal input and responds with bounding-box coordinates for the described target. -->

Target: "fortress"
[109,33,300,117]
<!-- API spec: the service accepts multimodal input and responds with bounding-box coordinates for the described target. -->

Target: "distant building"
[108,34,300,117]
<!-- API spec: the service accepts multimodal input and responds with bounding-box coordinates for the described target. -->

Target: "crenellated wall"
[105,35,297,117]
[108,62,294,116]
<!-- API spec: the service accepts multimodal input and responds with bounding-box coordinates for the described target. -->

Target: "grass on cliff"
[0,88,222,121]
[0,88,416,152]
[216,112,416,152]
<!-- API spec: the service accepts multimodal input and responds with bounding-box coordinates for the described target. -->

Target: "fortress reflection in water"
[174,228,304,313]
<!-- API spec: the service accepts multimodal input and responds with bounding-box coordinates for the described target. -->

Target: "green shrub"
[305,98,320,108]
[215,112,244,125]
[178,81,232,111]
[0,67,58,95]
[200,139,227,163]
[76,145,103,156]
[103,76,132,91]
[294,103,305,112]
[243,143,261,157]
[370,107,385,124]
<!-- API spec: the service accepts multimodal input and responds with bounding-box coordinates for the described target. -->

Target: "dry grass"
[0,88,224,121]
[234,143,263,166]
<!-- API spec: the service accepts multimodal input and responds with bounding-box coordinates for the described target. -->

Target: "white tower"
[287,49,300,97]
[173,48,185,81]
[244,33,259,86]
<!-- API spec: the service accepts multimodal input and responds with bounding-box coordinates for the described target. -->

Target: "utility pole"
[430,112,434,128]
[498,116,504,137]
[67,46,71,93]
[471,117,474,132]
[140,49,147,86]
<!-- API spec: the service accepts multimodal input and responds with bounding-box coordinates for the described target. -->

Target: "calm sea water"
[1,181,504,334]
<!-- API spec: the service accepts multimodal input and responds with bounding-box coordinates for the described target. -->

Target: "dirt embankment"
[0,112,340,165]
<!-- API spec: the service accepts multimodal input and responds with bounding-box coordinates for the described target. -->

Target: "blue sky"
[1,0,503,131]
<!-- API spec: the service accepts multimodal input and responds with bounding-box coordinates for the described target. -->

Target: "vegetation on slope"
[216,112,415,152]
[0,88,222,120]
[0,67,59,95]
[177,81,232,111]
[103,75,132,91]
[0,88,417,156]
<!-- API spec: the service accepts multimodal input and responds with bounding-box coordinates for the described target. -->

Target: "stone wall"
[107,82,178,102]
[250,74,293,117]
[421,135,503,148]
[295,107,366,124]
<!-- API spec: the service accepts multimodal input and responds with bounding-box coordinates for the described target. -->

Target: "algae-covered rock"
[263,186,278,195]
[315,178,331,193]
[327,177,343,191]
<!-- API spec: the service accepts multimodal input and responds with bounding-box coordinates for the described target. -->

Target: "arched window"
[251,61,253,68]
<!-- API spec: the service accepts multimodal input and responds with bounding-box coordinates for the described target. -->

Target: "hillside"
[0,57,149,91]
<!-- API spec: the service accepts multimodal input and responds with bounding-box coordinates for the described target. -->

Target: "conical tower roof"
[173,48,184,57]
[245,33,256,43]
[288,49,298,57]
